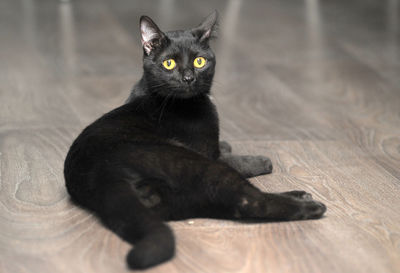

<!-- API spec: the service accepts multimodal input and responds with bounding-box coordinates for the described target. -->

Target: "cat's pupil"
[197,58,201,65]
[167,60,171,66]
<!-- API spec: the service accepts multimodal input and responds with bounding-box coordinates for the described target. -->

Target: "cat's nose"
[182,70,194,83]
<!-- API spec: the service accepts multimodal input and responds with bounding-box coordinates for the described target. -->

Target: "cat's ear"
[140,16,166,55]
[192,10,218,43]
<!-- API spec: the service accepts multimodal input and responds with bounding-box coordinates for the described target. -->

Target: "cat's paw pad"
[282,190,313,200]
[291,200,327,220]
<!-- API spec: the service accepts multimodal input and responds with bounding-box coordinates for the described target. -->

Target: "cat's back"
[65,100,154,168]
[65,94,219,180]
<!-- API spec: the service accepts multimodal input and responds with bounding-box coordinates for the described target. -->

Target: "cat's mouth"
[175,89,197,98]
[156,82,202,99]
[171,84,199,98]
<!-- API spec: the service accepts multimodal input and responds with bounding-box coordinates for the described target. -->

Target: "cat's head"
[140,11,218,99]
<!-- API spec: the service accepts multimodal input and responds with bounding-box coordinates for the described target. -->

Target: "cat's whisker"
[150,83,169,88]
[158,92,174,123]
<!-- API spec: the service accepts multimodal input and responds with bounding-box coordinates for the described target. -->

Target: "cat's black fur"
[64,11,326,270]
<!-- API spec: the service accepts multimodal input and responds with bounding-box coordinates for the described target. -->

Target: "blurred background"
[2,0,399,140]
[1,1,399,273]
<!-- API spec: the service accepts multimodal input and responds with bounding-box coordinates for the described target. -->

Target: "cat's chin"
[159,88,203,99]
[174,91,201,99]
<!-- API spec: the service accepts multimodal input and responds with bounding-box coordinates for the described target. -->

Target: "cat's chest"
[160,107,217,139]
[156,100,219,158]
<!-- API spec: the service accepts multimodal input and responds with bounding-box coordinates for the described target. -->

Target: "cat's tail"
[81,180,175,269]
[126,221,175,269]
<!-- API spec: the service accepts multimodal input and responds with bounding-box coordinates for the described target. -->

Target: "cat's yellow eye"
[162,59,176,70]
[193,57,206,68]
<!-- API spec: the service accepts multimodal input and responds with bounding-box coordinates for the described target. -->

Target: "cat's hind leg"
[116,143,325,222]
[237,191,326,220]
[281,190,313,200]
[166,177,326,221]
[184,183,326,221]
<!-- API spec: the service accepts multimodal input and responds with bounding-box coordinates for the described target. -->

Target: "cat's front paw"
[250,155,273,176]
[220,154,273,178]
[219,141,232,154]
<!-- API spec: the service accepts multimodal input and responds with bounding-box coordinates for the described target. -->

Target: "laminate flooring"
[1,0,399,272]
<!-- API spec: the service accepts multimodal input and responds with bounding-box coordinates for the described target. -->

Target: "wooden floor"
[1,0,400,272]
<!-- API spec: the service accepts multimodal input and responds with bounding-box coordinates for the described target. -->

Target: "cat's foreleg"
[218,141,273,178]
[219,154,273,178]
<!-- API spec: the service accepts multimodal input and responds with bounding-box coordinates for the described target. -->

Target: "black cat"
[64,11,326,270]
